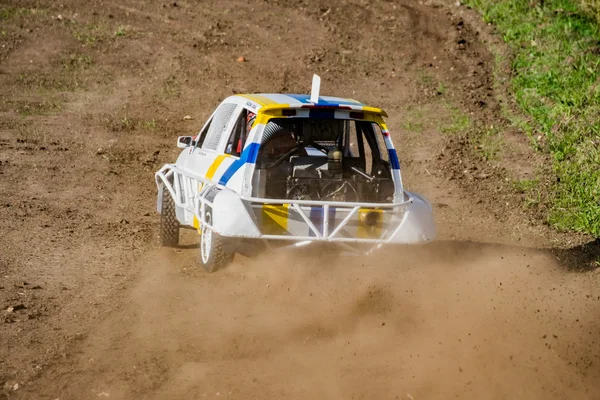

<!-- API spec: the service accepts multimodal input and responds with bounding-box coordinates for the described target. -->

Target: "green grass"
[143,119,157,130]
[465,0,600,237]
[513,178,543,207]
[440,102,472,134]
[581,0,600,23]
[115,26,126,37]
[474,124,504,161]
[0,7,29,20]
[401,105,426,133]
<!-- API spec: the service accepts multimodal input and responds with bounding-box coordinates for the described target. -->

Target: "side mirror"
[177,136,192,149]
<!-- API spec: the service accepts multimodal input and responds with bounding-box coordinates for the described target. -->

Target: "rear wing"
[258,103,387,121]
[258,103,388,118]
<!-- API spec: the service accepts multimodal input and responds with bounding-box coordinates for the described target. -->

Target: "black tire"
[200,212,233,273]
[159,190,179,247]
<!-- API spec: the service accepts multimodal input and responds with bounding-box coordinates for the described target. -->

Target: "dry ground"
[1,0,599,399]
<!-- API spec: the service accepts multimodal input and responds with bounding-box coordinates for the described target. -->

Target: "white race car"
[155,76,435,272]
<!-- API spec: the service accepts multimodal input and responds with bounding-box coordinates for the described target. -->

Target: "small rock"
[183,115,193,120]
[6,304,26,313]
[237,56,246,62]
[13,383,19,391]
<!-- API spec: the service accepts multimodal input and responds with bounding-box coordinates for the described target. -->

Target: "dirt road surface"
[1,0,599,399]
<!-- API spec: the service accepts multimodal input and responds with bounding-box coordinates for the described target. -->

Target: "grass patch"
[15,101,62,116]
[465,0,600,237]
[115,25,126,37]
[473,124,504,161]
[437,82,447,95]
[0,7,29,20]
[17,73,84,91]
[440,102,471,134]
[581,0,600,24]
[162,75,181,97]
[71,23,109,47]
[143,119,157,130]
[61,53,94,70]
[418,71,434,85]
[401,105,426,133]
[112,117,138,131]
[513,178,543,207]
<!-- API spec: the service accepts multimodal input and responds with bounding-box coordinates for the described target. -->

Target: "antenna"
[310,74,321,103]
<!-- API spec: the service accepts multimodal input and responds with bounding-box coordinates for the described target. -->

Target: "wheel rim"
[201,214,212,264]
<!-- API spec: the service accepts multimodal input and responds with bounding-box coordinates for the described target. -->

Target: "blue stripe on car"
[218,142,260,185]
[388,149,400,170]
[285,94,312,104]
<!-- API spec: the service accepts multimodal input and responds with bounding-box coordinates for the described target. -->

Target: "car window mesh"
[202,103,237,150]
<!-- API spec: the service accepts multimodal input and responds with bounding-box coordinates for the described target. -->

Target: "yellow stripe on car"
[254,107,291,126]
[206,155,228,180]
[261,204,289,235]
[239,94,278,107]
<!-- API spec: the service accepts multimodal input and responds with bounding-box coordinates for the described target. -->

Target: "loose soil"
[0,0,599,399]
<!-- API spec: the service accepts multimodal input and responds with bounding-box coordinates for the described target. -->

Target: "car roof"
[227,93,387,117]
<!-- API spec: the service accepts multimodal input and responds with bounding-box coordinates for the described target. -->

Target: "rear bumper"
[155,164,435,245]
[212,191,435,245]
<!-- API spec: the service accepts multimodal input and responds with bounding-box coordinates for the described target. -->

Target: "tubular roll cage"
[156,164,411,244]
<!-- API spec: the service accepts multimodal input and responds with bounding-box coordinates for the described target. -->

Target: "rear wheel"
[200,212,233,273]
[159,191,179,247]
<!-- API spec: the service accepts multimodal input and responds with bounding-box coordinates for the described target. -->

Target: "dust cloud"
[40,240,600,399]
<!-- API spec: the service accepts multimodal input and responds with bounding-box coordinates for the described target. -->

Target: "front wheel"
[200,212,233,273]
[159,191,179,247]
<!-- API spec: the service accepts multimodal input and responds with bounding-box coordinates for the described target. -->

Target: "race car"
[155,75,435,272]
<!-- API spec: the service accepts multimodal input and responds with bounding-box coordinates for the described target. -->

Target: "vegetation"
[465,0,600,237]
[441,102,472,135]
[581,0,600,23]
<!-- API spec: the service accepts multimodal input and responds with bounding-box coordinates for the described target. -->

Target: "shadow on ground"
[421,239,600,273]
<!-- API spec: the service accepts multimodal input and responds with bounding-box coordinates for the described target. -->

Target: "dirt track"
[1,0,599,399]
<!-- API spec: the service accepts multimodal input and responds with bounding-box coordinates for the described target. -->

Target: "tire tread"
[202,233,233,273]
[160,192,179,247]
